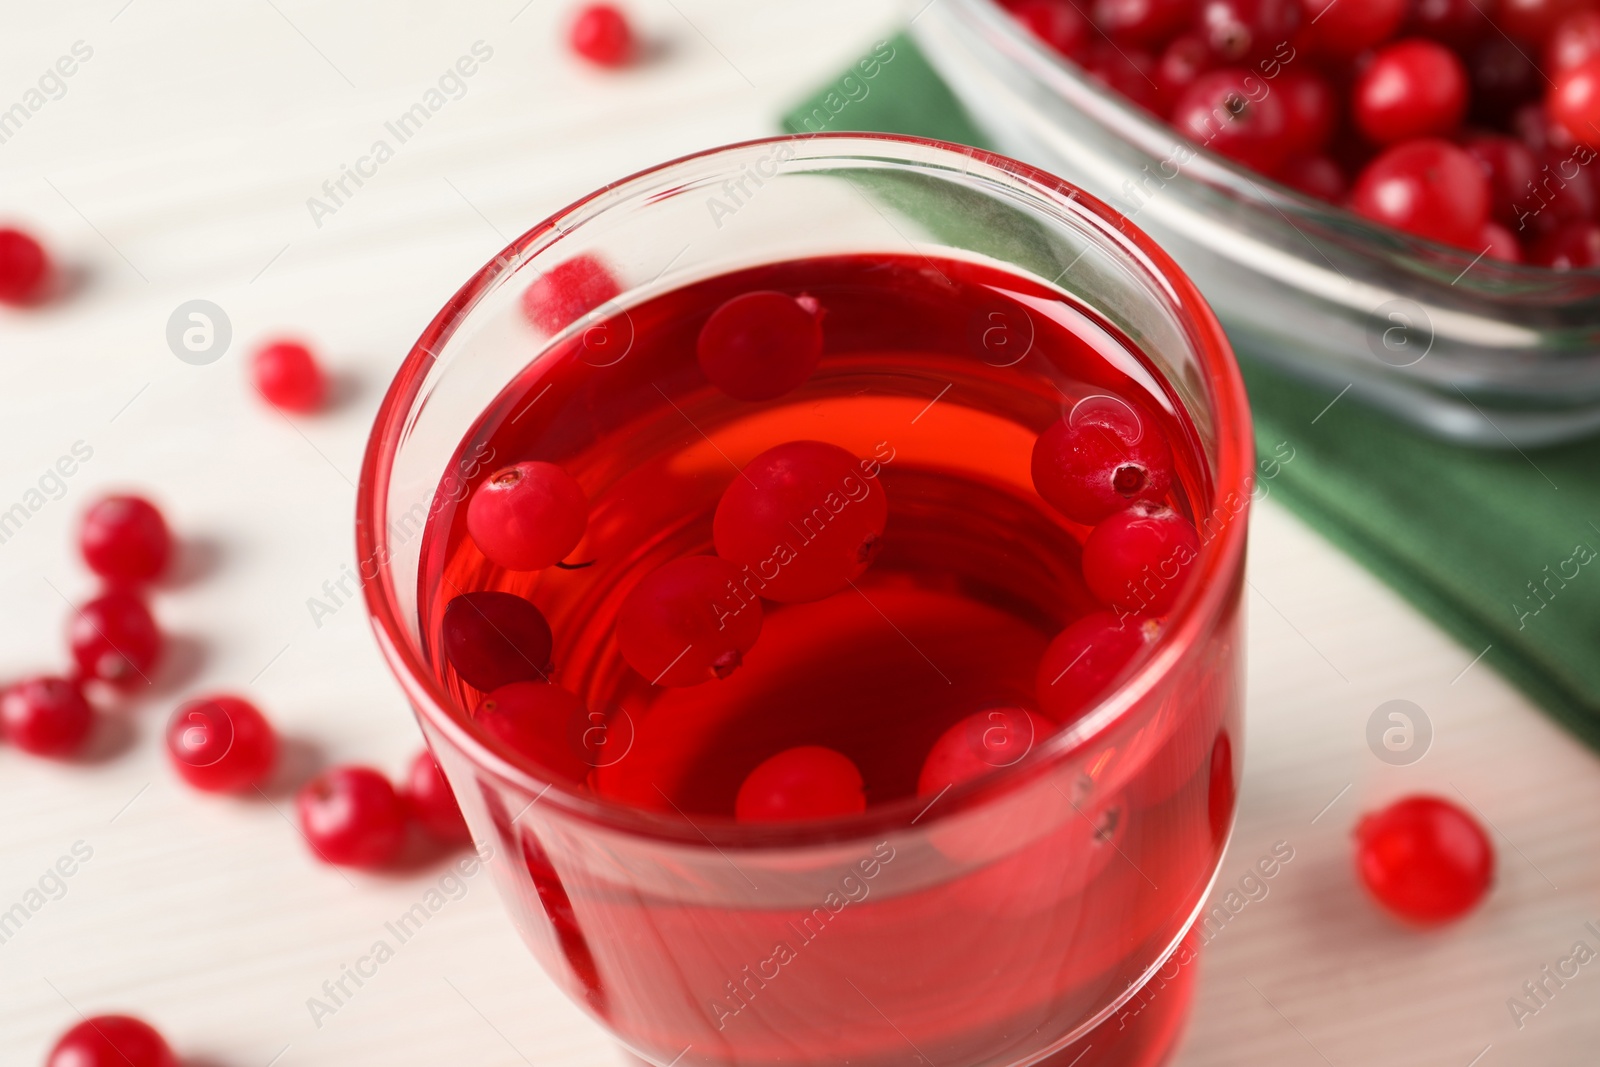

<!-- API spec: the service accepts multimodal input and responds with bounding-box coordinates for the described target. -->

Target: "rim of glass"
[356,132,1254,849]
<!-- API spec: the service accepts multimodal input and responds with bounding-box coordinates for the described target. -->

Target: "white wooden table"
[2,2,1597,1064]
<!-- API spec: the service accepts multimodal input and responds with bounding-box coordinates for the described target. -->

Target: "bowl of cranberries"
[914,0,1600,444]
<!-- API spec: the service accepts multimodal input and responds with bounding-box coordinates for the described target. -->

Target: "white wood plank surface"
[1,2,1596,1064]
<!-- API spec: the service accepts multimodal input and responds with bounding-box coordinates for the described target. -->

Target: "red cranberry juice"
[418,254,1232,1067]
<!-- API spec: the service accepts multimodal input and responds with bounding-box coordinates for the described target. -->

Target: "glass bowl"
[913,0,1600,447]
[358,133,1253,1067]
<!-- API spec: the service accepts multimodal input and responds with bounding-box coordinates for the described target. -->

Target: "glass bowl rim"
[355,131,1254,850]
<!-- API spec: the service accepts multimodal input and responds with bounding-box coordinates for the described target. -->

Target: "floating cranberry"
[0,227,50,305]
[735,746,867,822]
[1195,0,1302,62]
[1301,0,1406,58]
[616,555,762,686]
[713,440,888,603]
[1550,55,1600,147]
[569,3,634,67]
[1462,133,1541,229]
[251,340,327,413]
[1356,795,1494,924]
[0,676,93,757]
[521,253,622,333]
[697,291,823,401]
[1353,40,1469,144]
[1349,139,1490,248]
[1172,68,1293,172]
[1276,68,1339,156]
[1279,154,1347,201]
[1031,395,1173,526]
[1528,221,1600,267]
[47,1015,177,1067]
[165,695,277,792]
[1094,0,1192,45]
[1548,10,1600,71]
[917,707,1056,795]
[295,766,407,868]
[467,461,588,571]
[1035,612,1157,723]
[403,750,472,845]
[473,681,592,782]
[1008,0,1094,60]
[79,495,172,585]
[1082,502,1201,617]
[68,591,163,689]
[442,590,554,691]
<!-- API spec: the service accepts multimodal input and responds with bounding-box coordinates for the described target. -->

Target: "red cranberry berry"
[1499,0,1591,43]
[521,254,622,333]
[917,707,1056,795]
[1085,40,1164,114]
[1349,139,1490,248]
[1550,56,1600,147]
[569,3,634,67]
[442,590,554,691]
[1301,0,1406,59]
[1007,0,1094,60]
[735,746,867,822]
[47,1015,177,1067]
[403,750,471,845]
[467,461,588,571]
[165,695,277,792]
[1356,795,1494,924]
[0,676,93,757]
[1548,10,1600,71]
[79,495,172,585]
[1523,147,1599,238]
[1462,133,1541,229]
[1353,40,1469,145]
[1035,612,1158,723]
[1194,0,1302,63]
[0,227,51,305]
[295,766,407,868]
[473,681,592,782]
[1276,69,1339,156]
[1406,0,1491,49]
[1081,502,1201,617]
[697,291,823,401]
[1172,68,1293,172]
[1528,222,1600,267]
[1156,35,1217,104]
[251,340,327,413]
[616,555,762,686]
[1479,221,1524,262]
[1279,154,1347,201]
[1031,395,1174,526]
[1468,37,1543,126]
[713,440,889,603]
[1094,0,1193,46]
[68,591,163,689]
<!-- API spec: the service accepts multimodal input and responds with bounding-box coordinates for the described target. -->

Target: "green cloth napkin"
[785,34,1600,752]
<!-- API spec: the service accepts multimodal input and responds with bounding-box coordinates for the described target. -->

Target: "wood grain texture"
[1,2,1596,1064]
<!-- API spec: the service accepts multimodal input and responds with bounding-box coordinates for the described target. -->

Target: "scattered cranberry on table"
[1356,794,1495,924]
[251,339,327,413]
[1000,0,1600,265]
[403,750,472,846]
[46,1014,177,1067]
[0,676,94,757]
[295,765,408,868]
[79,495,172,586]
[0,226,51,305]
[68,590,163,689]
[569,3,635,68]
[736,746,868,822]
[165,695,278,792]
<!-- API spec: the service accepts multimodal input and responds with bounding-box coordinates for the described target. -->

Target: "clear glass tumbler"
[358,133,1253,1067]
